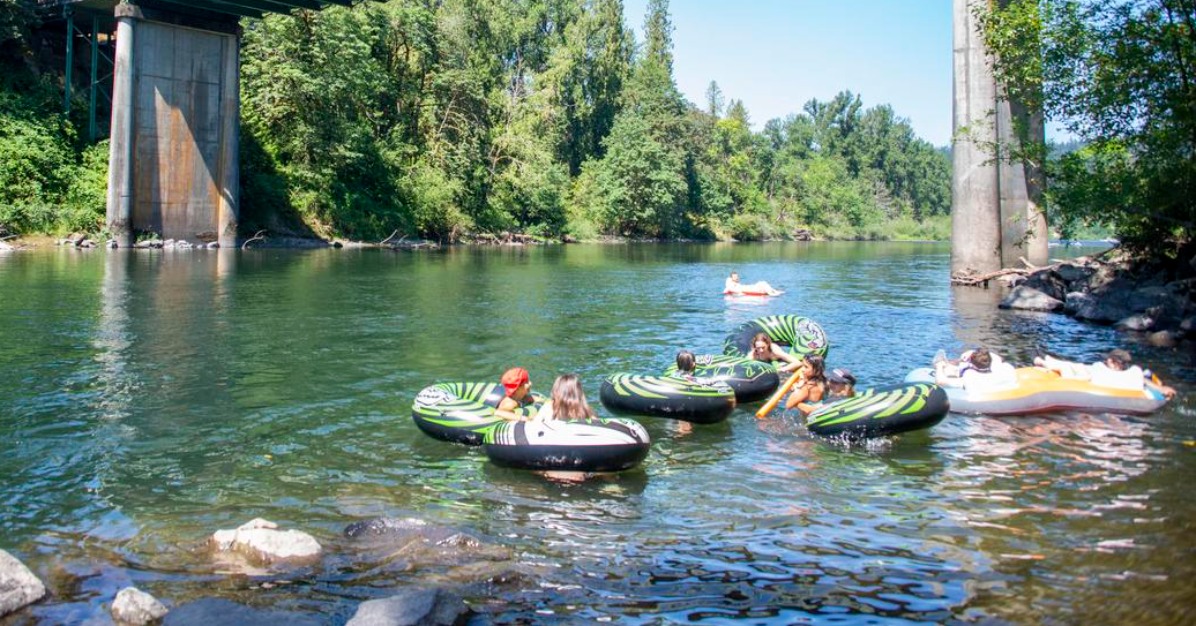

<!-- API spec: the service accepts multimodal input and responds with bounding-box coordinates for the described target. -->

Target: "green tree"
[980,0,1196,257]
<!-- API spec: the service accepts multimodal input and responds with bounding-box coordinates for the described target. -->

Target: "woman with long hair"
[783,354,828,413]
[749,332,801,373]
[535,373,597,421]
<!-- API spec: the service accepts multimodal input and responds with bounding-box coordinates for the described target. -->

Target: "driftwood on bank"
[951,257,1040,287]
[241,230,267,250]
[470,231,539,245]
[952,247,1122,287]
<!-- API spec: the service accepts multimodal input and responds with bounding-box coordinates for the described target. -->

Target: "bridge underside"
[40,0,359,246]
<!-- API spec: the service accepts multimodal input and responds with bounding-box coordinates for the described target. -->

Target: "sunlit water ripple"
[0,242,1192,625]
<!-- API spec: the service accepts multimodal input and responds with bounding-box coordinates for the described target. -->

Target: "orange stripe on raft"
[966,367,1154,402]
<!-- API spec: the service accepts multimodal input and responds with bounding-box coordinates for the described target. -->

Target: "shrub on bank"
[0,77,106,236]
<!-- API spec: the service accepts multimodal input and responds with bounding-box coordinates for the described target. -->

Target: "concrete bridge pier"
[105,3,240,248]
[951,0,1048,277]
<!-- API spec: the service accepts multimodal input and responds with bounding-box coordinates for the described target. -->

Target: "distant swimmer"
[724,271,782,296]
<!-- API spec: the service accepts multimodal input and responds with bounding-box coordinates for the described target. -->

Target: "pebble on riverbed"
[209,518,322,568]
[0,549,46,618]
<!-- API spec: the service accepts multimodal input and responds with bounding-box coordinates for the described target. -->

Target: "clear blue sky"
[622,0,954,146]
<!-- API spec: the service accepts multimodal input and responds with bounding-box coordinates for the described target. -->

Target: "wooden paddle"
[755,371,804,418]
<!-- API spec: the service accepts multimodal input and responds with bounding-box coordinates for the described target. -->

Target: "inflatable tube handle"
[756,372,803,418]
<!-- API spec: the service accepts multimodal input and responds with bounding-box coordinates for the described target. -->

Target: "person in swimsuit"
[794,366,855,416]
[495,367,534,420]
[750,332,801,373]
[783,354,828,413]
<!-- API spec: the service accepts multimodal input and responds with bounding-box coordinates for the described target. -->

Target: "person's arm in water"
[1145,375,1177,399]
[772,346,801,373]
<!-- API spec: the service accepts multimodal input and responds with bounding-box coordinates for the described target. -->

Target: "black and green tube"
[664,354,779,403]
[599,374,736,424]
[411,382,543,446]
[724,315,829,360]
[805,382,948,439]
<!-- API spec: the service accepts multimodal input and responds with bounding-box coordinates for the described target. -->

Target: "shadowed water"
[1,242,1192,624]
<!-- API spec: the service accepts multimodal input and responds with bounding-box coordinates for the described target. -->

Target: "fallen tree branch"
[0,234,18,241]
[380,230,406,246]
[951,267,1032,286]
[241,230,266,250]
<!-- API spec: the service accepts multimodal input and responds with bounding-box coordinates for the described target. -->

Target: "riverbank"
[0,231,933,251]
[979,248,1195,348]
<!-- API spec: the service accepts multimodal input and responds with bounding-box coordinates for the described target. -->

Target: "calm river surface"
[1,242,1193,625]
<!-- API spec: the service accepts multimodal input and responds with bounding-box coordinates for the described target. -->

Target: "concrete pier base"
[104,4,240,247]
[951,0,1048,276]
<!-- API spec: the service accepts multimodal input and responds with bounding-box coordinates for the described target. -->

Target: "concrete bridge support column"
[104,3,240,248]
[951,0,1048,277]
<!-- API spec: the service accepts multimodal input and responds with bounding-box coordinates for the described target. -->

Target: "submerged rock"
[210,518,322,566]
[1116,313,1155,332]
[1148,330,1180,348]
[0,549,46,618]
[345,588,470,626]
[111,587,168,625]
[164,598,321,626]
[999,285,1064,312]
[343,518,511,564]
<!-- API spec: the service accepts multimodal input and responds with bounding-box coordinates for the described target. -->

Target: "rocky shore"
[979,250,1195,348]
[0,516,529,625]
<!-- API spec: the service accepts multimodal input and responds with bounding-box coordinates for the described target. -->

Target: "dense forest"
[0,0,951,243]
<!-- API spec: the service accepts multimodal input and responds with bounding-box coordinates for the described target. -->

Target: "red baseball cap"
[501,367,529,396]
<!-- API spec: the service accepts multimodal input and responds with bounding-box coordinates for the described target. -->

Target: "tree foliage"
[980,0,1196,257]
[0,2,107,235]
[1,0,951,242]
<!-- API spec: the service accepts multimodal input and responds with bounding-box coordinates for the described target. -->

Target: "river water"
[1,242,1192,625]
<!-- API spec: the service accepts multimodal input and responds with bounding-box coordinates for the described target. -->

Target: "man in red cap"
[496,367,533,419]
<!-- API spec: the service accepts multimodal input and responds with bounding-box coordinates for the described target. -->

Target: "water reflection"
[0,244,1192,624]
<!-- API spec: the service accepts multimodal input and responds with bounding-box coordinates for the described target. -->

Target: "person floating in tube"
[782,354,829,414]
[495,367,535,421]
[724,270,782,296]
[750,332,802,373]
[535,374,598,421]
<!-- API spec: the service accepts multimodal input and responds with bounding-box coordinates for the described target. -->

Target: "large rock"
[111,587,168,625]
[210,518,321,566]
[1147,330,1180,347]
[1019,271,1067,301]
[1054,262,1095,286]
[0,550,46,617]
[999,285,1064,312]
[1068,289,1136,323]
[345,588,469,626]
[164,598,320,626]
